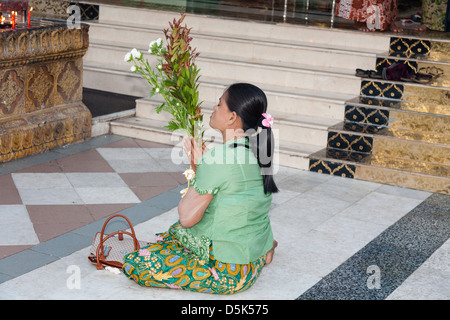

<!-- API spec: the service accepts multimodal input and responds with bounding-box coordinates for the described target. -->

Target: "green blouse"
[174,137,274,264]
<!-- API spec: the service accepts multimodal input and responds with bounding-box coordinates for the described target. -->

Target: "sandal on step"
[355,68,371,78]
[369,70,383,79]
[400,73,432,84]
[419,66,444,78]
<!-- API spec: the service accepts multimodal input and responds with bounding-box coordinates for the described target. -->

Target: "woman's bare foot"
[415,24,427,31]
[355,21,375,32]
[388,22,403,33]
[265,240,278,265]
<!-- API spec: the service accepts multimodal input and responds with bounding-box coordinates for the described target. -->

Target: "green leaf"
[155,103,165,114]
[166,120,180,132]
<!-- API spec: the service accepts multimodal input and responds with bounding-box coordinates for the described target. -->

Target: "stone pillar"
[0,22,91,162]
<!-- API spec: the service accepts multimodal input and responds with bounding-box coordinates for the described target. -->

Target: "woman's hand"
[183,136,208,167]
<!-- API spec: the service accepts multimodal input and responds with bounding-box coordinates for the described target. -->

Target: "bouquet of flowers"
[124,13,203,196]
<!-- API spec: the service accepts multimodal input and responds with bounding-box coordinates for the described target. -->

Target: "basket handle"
[96,214,140,270]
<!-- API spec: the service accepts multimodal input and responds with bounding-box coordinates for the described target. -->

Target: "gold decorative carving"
[0,22,91,163]
[26,64,54,112]
[0,24,89,69]
[0,69,25,115]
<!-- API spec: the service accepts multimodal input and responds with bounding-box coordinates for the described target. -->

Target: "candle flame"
[30,7,33,12]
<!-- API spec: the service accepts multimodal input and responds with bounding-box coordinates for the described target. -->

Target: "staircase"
[309,37,450,194]
[82,4,449,194]
[83,4,389,170]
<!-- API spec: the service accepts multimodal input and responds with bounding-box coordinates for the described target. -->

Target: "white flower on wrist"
[180,187,188,198]
[183,168,195,181]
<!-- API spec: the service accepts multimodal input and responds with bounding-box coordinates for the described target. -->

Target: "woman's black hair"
[224,83,279,194]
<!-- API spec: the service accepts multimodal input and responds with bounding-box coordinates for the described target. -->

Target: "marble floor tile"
[312,215,388,251]
[100,138,142,148]
[271,188,301,206]
[338,192,424,226]
[276,175,324,194]
[151,160,187,172]
[387,239,450,300]
[85,204,136,220]
[0,245,32,259]
[74,187,141,204]
[278,191,353,217]
[375,184,432,201]
[130,185,176,202]
[56,149,115,173]
[144,147,185,160]
[0,188,22,205]
[269,202,335,236]
[102,159,165,173]
[168,172,189,185]
[17,188,84,205]
[14,160,63,173]
[0,205,39,245]
[119,172,181,187]
[66,173,128,188]
[304,177,380,203]
[144,147,190,166]
[12,173,72,189]
[27,205,95,242]
[96,148,152,161]
[0,175,22,205]
[135,139,172,148]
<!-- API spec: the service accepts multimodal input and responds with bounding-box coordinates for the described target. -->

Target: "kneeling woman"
[122,83,278,294]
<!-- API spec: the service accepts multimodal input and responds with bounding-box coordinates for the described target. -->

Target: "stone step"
[372,56,450,89]
[328,122,450,151]
[83,63,351,120]
[311,147,450,177]
[196,77,349,119]
[86,20,377,71]
[109,116,323,170]
[97,5,391,52]
[370,137,450,167]
[135,97,339,146]
[84,42,361,95]
[344,97,450,135]
[387,36,450,63]
[325,122,450,170]
[359,79,450,105]
[309,148,450,194]
[345,95,450,117]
